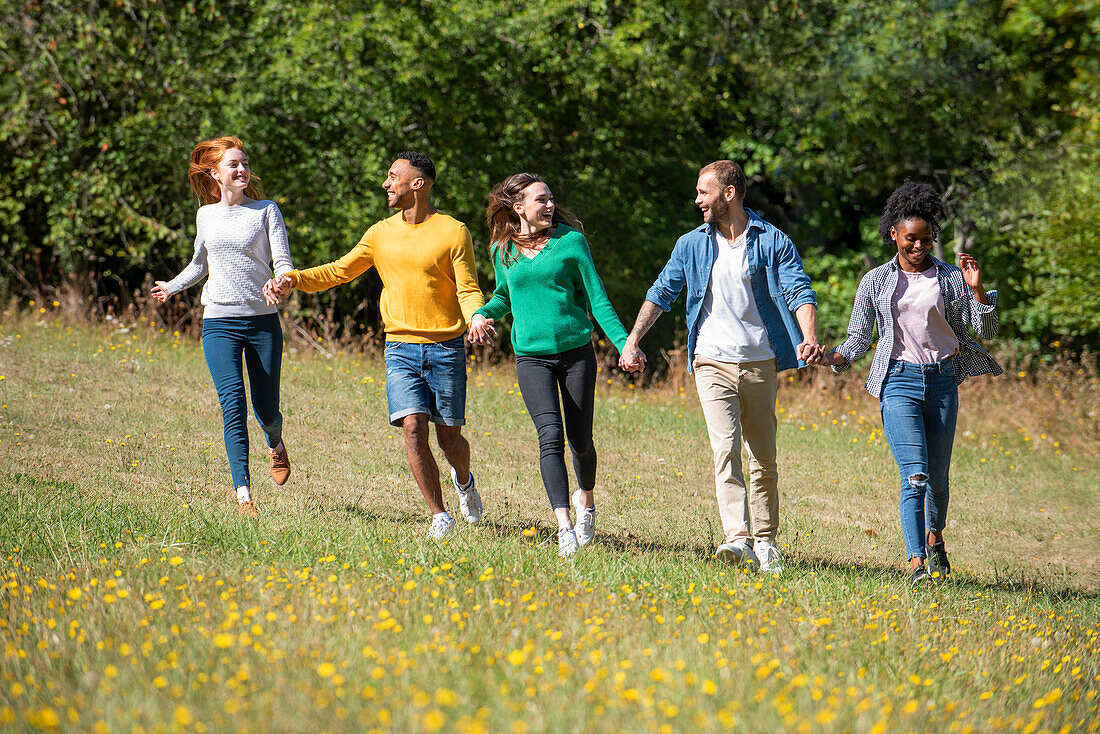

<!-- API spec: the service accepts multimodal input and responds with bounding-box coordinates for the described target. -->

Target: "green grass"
[0,307,1097,733]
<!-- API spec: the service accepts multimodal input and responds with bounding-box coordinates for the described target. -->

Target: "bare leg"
[403,414,445,514]
[435,424,470,485]
[554,506,573,531]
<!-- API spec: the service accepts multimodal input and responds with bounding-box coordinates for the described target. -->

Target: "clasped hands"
[617,337,646,373]
[800,342,847,367]
[262,274,294,306]
[467,314,497,345]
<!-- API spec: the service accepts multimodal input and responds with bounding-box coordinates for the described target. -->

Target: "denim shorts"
[384,335,467,426]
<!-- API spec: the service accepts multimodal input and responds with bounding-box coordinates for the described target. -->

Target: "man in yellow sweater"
[265,152,485,538]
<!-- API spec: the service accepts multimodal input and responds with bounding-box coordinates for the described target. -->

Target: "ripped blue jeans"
[880,359,959,561]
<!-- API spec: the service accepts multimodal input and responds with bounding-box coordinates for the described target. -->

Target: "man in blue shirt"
[620,160,821,574]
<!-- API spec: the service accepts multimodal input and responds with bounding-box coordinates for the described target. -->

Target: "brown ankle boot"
[269,445,291,485]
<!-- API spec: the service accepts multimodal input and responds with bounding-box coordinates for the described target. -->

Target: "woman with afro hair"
[820,181,1002,587]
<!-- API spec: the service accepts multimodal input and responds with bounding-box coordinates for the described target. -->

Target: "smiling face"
[694,172,736,225]
[891,217,935,272]
[382,158,424,210]
[210,148,250,194]
[513,182,555,235]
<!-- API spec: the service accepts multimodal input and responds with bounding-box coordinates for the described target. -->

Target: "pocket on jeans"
[437,337,465,352]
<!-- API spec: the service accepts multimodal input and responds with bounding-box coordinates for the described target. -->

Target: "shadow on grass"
[344,500,1100,600]
[8,472,1094,602]
[342,501,717,560]
[793,553,1099,602]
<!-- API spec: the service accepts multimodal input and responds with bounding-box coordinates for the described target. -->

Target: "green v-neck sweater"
[476,225,630,356]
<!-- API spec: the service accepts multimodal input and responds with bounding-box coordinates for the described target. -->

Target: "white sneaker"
[715,540,758,569]
[452,468,482,524]
[575,509,596,546]
[755,541,784,574]
[572,489,595,546]
[558,528,580,558]
[427,513,455,540]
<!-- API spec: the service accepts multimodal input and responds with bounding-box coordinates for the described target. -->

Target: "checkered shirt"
[831,256,1002,398]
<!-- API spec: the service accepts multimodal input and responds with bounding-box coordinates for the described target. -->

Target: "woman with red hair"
[152,136,295,516]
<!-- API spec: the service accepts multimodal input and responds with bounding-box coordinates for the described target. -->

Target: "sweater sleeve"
[266,202,294,276]
[453,224,484,324]
[288,228,374,292]
[163,212,209,295]
[574,234,630,353]
[476,253,512,322]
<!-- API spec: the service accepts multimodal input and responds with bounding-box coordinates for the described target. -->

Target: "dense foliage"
[2,0,1097,357]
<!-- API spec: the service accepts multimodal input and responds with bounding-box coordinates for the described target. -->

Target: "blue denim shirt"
[645,209,817,373]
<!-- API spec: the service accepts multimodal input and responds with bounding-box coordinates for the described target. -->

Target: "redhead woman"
[468,173,638,558]
[152,136,295,516]
[820,181,1001,586]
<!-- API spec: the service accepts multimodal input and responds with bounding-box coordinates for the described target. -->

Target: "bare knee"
[403,415,430,450]
[434,425,463,451]
[908,473,928,488]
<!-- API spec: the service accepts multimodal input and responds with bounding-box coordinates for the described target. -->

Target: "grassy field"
[1,304,1097,733]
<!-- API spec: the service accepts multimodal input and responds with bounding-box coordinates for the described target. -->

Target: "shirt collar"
[888,254,945,274]
[702,208,765,238]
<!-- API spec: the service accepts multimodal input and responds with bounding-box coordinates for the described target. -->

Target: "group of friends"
[152,137,1001,587]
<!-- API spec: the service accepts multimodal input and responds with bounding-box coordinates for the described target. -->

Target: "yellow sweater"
[287,211,484,343]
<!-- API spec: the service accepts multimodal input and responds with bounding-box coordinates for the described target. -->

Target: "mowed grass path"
[0,307,1097,733]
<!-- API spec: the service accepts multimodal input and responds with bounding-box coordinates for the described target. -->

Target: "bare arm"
[794,303,822,363]
[618,300,663,371]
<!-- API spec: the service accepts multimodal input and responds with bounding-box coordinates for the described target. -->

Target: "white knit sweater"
[165,200,294,318]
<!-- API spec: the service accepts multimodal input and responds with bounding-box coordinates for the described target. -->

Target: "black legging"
[514,343,598,509]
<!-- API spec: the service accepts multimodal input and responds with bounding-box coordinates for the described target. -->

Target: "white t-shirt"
[694,230,775,363]
[889,266,960,363]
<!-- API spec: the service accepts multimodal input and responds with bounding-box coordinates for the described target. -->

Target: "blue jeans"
[880,359,959,561]
[383,335,467,426]
[202,314,284,489]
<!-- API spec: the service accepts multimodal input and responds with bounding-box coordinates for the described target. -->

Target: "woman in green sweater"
[469,173,640,558]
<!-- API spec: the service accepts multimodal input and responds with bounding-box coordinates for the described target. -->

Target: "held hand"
[261,279,279,306]
[263,275,294,305]
[957,253,984,291]
[819,348,848,367]
[796,340,823,364]
[151,281,170,304]
[468,314,497,345]
[618,339,647,372]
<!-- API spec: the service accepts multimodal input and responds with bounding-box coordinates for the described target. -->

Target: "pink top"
[890,266,959,364]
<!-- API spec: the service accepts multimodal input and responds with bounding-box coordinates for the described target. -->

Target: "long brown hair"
[485,173,583,265]
[187,136,265,205]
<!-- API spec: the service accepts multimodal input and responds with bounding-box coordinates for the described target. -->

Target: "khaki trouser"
[692,356,779,545]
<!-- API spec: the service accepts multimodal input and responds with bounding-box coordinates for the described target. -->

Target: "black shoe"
[909,563,930,588]
[927,542,951,580]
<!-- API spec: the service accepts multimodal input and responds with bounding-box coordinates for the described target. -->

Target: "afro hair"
[878,180,943,247]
